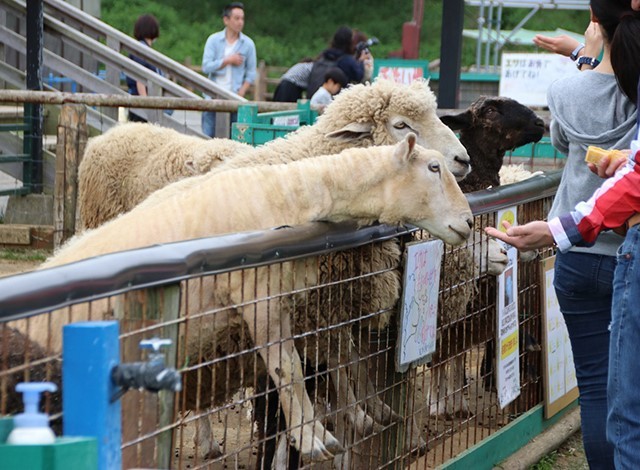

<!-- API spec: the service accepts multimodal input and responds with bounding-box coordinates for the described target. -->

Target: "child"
[310,67,348,111]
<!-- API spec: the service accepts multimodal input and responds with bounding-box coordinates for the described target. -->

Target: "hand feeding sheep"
[16,134,473,463]
[77,79,471,230]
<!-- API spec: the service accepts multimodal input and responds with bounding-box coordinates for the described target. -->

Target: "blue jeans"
[608,225,640,469]
[201,111,237,138]
[554,250,616,470]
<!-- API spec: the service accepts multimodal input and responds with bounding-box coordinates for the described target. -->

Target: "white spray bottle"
[6,382,57,445]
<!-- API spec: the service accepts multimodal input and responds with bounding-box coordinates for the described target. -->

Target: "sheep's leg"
[194,414,223,460]
[350,348,401,426]
[451,355,471,418]
[242,301,343,462]
[428,365,448,417]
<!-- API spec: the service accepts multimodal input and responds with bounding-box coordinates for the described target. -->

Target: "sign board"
[373,59,429,86]
[495,207,521,408]
[397,239,443,372]
[465,0,589,8]
[499,53,578,106]
[541,256,579,418]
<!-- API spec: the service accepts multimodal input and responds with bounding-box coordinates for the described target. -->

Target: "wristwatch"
[569,43,585,61]
[576,56,600,70]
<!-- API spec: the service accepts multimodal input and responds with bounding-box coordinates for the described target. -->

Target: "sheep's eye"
[393,121,408,129]
[428,161,440,173]
[484,106,497,116]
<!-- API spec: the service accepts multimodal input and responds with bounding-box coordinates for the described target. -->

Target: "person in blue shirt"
[201,2,257,137]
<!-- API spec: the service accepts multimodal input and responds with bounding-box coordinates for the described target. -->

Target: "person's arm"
[486,159,640,252]
[202,35,225,75]
[533,22,603,71]
[237,38,257,97]
[135,81,147,96]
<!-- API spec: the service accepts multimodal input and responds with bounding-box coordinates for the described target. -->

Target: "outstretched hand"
[485,221,555,252]
[532,33,581,56]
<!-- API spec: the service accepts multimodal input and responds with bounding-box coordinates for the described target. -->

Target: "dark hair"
[352,30,368,49]
[591,0,640,103]
[133,14,159,41]
[324,67,348,88]
[223,2,244,17]
[331,26,354,54]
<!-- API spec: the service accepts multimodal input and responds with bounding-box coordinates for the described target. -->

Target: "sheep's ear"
[394,132,415,163]
[440,111,473,131]
[184,160,200,175]
[325,122,373,142]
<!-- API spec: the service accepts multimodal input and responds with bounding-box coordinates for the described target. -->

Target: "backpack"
[306,55,339,98]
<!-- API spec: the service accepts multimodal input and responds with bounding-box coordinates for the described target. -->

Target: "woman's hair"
[331,26,354,54]
[133,14,159,41]
[591,0,640,102]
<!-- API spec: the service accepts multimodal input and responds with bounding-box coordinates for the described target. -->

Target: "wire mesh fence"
[0,181,558,469]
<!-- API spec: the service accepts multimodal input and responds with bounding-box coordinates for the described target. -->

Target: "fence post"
[114,284,181,468]
[63,321,121,470]
[54,104,87,247]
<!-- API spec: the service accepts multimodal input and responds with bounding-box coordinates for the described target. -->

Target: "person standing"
[201,2,256,137]
[486,4,640,468]
[536,12,636,469]
[125,14,162,122]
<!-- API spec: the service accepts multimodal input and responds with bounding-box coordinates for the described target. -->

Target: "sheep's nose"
[466,217,473,229]
[455,155,471,168]
[534,117,545,128]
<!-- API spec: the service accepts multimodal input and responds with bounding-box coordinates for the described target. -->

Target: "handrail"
[3,0,242,101]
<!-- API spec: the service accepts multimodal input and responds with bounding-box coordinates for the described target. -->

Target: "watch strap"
[576,56,600,70]
[570,43,585,61]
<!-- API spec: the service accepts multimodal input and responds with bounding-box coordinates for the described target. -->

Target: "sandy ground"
[0,258,40,278]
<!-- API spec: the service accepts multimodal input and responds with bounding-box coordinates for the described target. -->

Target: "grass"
[0,248,49,262]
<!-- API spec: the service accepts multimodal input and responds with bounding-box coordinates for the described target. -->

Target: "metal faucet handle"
[139,338,172,353]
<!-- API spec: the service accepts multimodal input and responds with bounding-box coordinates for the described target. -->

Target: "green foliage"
[0,249,49,262]
[100,0,590,68]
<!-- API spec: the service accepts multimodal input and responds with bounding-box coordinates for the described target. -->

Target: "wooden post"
[114,284,181,469]
[255,60,267,102]
[54,104,86,247]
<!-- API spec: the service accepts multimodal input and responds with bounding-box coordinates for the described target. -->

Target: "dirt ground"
[537,430,587,470]
[0,258,40,277]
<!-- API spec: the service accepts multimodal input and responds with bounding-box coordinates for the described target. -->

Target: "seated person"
[310,67,348,111]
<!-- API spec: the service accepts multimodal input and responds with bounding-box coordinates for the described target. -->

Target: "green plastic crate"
[508,137,566,159]
[232,100,318,146]
[0,417,97,470]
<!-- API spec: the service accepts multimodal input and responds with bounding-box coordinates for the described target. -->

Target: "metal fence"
[0,172,561,469]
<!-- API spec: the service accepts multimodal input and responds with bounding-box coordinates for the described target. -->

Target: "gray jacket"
[548,70,637,256]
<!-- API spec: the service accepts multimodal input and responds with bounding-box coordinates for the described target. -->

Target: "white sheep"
[17,134,473,463]
[77,79,471,230]
[77,124,252,230]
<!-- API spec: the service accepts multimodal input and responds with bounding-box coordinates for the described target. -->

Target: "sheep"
[440,95,546,193]
[77,125,252,230]
[15,134,473,463]
[429,96,545,418]
[77,79,472,230]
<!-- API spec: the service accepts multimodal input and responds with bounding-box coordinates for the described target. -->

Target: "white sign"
[495,207,521,408]
[544,264,578,404]
[499,53,578,106]
[397,239,443,372]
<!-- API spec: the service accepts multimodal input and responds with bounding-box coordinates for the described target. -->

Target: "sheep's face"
[323,79,472,181]
[381,134,473,246]
[441,96,546,153]
[471,236,508,276]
